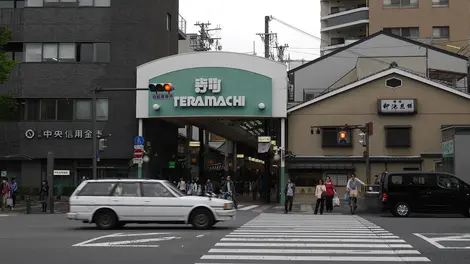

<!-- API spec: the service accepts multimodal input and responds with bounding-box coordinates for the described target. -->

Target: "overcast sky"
[179,0,321,61]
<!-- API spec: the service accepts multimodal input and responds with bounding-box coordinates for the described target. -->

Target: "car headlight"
[223,202,233,210]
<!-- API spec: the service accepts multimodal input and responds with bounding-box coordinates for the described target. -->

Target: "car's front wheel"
[190,208,214,230]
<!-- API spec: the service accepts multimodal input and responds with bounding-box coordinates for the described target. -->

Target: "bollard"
[25,196,31,214]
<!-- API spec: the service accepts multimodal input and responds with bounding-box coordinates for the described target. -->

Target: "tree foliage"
[0,26,19,120]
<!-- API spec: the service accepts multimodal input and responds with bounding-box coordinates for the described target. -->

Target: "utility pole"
[91,88,98,179]
[193,21,222,51]
[264,16,270,58]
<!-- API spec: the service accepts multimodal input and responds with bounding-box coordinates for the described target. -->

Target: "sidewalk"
[0,201,68,215]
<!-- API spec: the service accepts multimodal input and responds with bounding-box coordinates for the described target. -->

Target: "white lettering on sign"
[174,78,245,108]
[23,129,103,139]
[53,170,70,176]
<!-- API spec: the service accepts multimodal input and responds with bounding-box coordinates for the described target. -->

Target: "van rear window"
[390,175,403,185]
[78,182,117,196]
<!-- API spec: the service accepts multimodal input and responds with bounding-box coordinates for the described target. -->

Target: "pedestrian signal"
[338,130,348,144]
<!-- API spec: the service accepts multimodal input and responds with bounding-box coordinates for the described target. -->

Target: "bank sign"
[147,67,272,117]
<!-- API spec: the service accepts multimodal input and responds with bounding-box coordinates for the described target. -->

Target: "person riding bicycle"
[346,174,365,214]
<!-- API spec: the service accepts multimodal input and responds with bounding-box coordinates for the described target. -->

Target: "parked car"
[66,179,236,230]
[379,171,470,217]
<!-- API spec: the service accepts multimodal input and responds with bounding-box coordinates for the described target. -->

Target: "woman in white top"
[314,179,327,215]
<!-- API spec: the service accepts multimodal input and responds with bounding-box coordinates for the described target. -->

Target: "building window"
[75,100,92,120]
[96,98,108,121]
[24,43,42,62]
[432,0,448,7]
[25,0,110,7]
[24,43,109,63]
[20,99,108,121]
[25,99,40,120]
[321,127,352,148]
[40,99,57,120]
[385,126,411,148]
[77,43,110,63]
[383,27,419,39]
[326,174,348,187]
[0,0,25,8]
[75,99,109,120]
[166,13,172,31]
[383,0,418,8]
[78,0,110,7]
[432,26,450,39]
[57,99,74,120]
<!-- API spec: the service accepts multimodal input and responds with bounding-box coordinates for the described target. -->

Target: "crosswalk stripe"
[227,234,400,238]
[197,213,430,263]
[221,237,406,243]
[208,248,422,255]
[214,242,413,248]
[199,255,430,262]
[238,205,260,211]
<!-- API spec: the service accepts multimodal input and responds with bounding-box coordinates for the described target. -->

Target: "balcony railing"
[178,14,187,35]
[321,6,369,32]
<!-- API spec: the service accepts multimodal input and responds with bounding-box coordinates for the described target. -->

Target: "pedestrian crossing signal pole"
[361,122,373,184]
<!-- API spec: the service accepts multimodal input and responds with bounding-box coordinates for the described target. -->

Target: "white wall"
[293,34,468,101]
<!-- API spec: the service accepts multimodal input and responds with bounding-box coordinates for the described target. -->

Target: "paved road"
[0,203,269,264]
[2,202,470,264]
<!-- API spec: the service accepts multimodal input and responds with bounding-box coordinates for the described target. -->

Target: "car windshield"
[164,181,184,197]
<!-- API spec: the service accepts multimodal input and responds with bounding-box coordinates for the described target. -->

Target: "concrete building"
[289,31,469,102]
[286,66,470,191]
[0,0,183,192]
[320,0,470,55]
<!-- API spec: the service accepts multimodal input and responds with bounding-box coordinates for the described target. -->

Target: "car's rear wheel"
[392,202,410,217]
[190,208,214,230]
[94,209,118,230]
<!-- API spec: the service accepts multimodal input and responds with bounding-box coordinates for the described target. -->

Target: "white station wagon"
[66,179,236,230]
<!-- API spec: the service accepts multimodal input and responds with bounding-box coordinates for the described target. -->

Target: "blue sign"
[134,136,144,145]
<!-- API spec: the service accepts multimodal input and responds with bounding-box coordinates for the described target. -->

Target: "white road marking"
[208,248,422,255]
[227,234,400,238]
[232,230,390,234]
[238,205,259,211]
[199,255,430,262]
[414,233,470,249]
[221,237,406,243]
[214,242,413,248]
[73,232,179,248]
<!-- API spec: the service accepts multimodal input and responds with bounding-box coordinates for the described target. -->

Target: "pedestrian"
[373,174,380,185]
[39,180,49,212]
[10,178,17,208]
[1,177,10,211]
[176,178,186,194]
[187,181,193,196]
[205,179,213,195]
[284,178,296,214]
[324,176,336,213]
[251,180,258,200]
[314,179,326,215]
[222,176,237,208]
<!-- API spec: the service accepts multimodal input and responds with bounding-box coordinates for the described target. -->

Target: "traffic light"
[149,83,174,93]
[98,138,107,151]
[338,130,348,144]
[358,132,366,147]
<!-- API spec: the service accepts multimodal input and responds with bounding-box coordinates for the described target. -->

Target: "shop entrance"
[135,52,288,202]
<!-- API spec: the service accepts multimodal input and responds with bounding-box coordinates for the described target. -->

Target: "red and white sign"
[134,148,144,159]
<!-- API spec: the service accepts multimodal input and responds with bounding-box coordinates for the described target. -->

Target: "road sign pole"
[138,119,143,179]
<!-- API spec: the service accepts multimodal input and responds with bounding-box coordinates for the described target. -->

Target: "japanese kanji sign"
[378,99,417,115]
[24,129,102,140]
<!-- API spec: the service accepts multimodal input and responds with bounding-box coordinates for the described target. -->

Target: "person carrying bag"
[314,179,326,215]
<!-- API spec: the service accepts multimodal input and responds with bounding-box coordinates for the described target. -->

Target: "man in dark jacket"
[284,178,296,214]
[222,176,237,209]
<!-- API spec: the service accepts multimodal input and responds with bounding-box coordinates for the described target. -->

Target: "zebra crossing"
[196,213,430,263]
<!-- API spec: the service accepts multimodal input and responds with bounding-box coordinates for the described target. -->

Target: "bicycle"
[346,191,358,215]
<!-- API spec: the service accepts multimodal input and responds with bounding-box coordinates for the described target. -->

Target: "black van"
[379,171,470,217]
